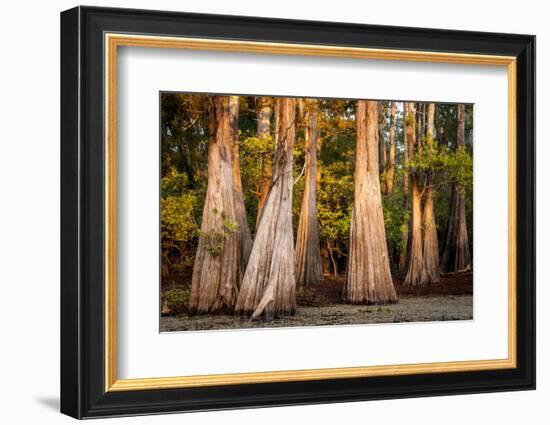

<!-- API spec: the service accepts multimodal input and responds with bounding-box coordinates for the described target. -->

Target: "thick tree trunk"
[256,96,272,228]
[343,101,397,304]
[235,98,297,319]
[404,103,429,286]
[421,103,440,284]
[229,96,253,283]
[188,96,240,313]
[384,102,397,194]
[295,100,323,286]
[441,105,471,273]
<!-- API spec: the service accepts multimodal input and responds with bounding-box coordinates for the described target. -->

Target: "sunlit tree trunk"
[441,104,471,273]
[343,100,397,304]
[421,103,440,284]
[229,96,253,283]
[404,102,428,286]
[385,101,397,194]
[235,98,297,319]
[256,96,272,228]
[399,102,409,273]
[189,96,240,313]
[295,99,323,286]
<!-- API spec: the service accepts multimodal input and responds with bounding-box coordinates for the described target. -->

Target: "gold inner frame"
[104,33,517,392]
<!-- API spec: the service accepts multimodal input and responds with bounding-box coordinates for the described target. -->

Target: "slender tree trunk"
[441,104,471,273]
[343,100,397,304]
[422,181,439,283]
[188,96,240,313]
[328,241,339,277]
[416,103,424,142]
[255,97,273,228]
[235,98,297,319]
[405,175,428,285]
[422,103,440,284]
[385,101,397,194]
[378,101,387,174]
[399,102,410,273]
[295,100,323,286]
[229,96,253,283]
[404,102,428,286]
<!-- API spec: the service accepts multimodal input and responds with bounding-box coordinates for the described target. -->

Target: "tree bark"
[404,102,429,286]
[399,102,409,273]
[235,98,297,319]
[295,99,324,286]
[404,175,428,286]
[421,103,440,284]
[188,96,240,313]
[378,102,387,174]
[229,96,253,283]
[255,96,272,228]
[384,101,397,194]
[343,100,397,304]
[441,104,471,273]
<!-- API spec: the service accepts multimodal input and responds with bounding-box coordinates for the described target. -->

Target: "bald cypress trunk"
[405,175,428,286]
[235,98,297,319]
[398,102,409,273]
[255,96,273,228]
[295,100,323,286]
[385,101,397,194]
[422,103,440,284]
[189,96,240,313]
[229,96,253,283]
[378,101,387,174]
[441,104,471,273]
[404,102,428,286]
[343,100,397,304]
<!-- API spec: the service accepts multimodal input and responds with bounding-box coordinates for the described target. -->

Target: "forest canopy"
[160,93,473,322]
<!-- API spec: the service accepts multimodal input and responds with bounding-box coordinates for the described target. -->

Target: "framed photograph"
[60,6,535,419]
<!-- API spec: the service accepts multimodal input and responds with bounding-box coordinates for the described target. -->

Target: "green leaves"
[200,210,239,257]
[407,136,473,188]
[160,194,198,243]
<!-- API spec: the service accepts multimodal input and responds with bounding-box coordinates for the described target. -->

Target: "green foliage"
[159,95,474,284]
[201,210,239,257]
[407,136,473,188]
[314,131,355,268]
[160,168,200,244]
[164,287,191,304]
[382,192,409,260]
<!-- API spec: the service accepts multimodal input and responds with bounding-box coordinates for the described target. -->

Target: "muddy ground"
[160,273,473,332]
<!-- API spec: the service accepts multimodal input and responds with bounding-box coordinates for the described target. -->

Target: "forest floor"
[160,273,473,332]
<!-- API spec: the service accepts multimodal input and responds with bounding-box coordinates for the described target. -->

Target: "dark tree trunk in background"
[189,96,240,313]
[378,101,387,174]
[441,104,471,273]
[343,100,397,304]
[295,99,323,286]
[229,96,253,283]
[421,103,440,284]
[235,98,297,319]
[256,96,273,228]
[385,101,397,194]
[404,102,428,286]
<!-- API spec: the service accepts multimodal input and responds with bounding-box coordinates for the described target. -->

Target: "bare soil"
[160,273,473,332]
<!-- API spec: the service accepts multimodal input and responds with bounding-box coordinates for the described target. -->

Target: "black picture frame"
[61,5,535,419]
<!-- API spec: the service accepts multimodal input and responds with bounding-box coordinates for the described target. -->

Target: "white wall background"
[0,0,544,423]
